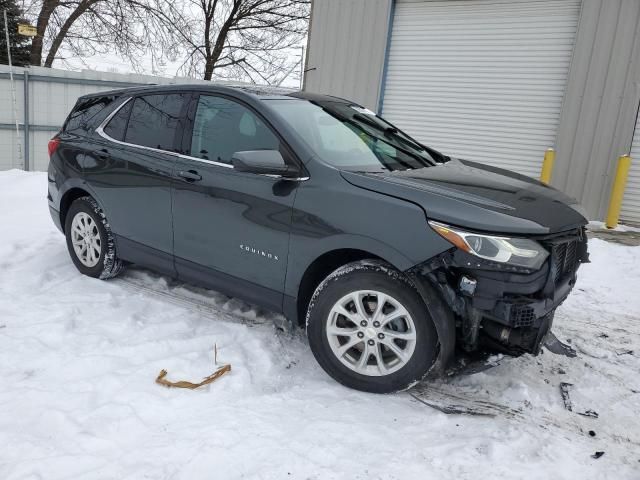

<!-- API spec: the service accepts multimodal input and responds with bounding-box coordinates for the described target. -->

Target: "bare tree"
[173,0,310,83]
[22,0,309,84]
[26,0,179,70]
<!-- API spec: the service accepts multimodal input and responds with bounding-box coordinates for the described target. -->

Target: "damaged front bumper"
[409,228,589,360]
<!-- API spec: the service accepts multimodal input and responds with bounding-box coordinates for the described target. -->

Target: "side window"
[190,95,280,164]
[103,100,133,141]
[124,94,187,151]
[65,95,116,132]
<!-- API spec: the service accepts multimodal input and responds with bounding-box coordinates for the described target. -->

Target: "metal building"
[304,0,640,225]
[0,65,222,172]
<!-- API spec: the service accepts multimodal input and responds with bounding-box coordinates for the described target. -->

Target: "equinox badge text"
[240,244,279,261]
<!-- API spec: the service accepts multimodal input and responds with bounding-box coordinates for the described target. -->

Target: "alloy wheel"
[70,212,102,267]
[326,290,417,376]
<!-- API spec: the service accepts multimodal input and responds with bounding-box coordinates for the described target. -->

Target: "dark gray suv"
[47,85,589,393]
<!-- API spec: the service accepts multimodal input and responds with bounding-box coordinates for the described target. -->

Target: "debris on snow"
[410,391,497,417]
[560,382,574,411]
[559,383,600,418]
[544,332,577,357]
[410,382,520,418]
[578,410,599,419]
[591,451,605,459]
[156,364,231,390]
[155,344,231,389]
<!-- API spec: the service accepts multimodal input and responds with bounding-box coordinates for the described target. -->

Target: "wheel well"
[296,249,383,325]
[59,188,91,229]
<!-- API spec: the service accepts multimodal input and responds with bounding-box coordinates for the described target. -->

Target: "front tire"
[64,196,124,279]
[306,260,438,393]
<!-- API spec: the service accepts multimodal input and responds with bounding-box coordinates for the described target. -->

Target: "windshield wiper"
[347,116,435,167]
[352,113,431,155]
[353,113,399,135]
[318,105,433,169]
[352,113,450,163]
[318,108,394,169]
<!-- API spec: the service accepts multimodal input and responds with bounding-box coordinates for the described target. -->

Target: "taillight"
[48,137,60,157]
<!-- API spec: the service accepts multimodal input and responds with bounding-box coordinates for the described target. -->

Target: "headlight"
[429,221,549,270]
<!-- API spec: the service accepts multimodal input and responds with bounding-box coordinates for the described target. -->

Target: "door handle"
[177,170,202,182]
[97,148,110,161]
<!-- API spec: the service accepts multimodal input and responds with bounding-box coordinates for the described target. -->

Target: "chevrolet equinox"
[47,85,589,393]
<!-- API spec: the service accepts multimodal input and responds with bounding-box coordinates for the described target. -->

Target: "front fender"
[284,233,416,298]
[406,272,457,375]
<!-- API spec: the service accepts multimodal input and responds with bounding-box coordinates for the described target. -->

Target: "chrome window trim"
[95,95,309,180]
[96,96,235,170]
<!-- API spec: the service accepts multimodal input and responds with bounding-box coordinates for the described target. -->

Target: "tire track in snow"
[409,381,640,448]
[116,273,640,449]
[106,264,640,455]
[111,273,303,372]
[113,275,271,327]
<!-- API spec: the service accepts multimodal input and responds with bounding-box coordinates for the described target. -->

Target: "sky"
[14,0,307,88]
[55,38,306,89]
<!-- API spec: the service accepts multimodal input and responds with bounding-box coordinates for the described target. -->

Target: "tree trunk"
[30,0,59,66]
[44,0,97,67]
[204,60,215,80]
[202,0,240,80]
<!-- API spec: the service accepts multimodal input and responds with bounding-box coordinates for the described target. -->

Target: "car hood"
[340,158,588,235]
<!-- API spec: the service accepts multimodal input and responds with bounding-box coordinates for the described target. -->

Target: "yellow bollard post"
[540,148,555,184]
[605,154,632,229]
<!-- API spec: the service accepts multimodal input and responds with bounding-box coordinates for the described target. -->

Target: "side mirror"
[232,150,296,177]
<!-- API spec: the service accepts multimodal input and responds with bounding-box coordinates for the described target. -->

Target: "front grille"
[550,239,580,283]
[511,304,535,328]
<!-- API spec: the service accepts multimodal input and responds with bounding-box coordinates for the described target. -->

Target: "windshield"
[266,99,440,172]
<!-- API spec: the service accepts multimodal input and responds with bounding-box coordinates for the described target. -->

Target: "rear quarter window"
[64,95,116,132]
[103,100,134,141]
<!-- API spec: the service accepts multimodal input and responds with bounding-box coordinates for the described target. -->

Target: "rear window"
[124,94,187,152]
[64,95,116,132]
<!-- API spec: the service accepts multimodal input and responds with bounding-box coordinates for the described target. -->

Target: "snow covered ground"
[1,169,639,479]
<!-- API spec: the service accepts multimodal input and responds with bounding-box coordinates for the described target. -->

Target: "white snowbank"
[589,220,640,233]
[0,170,638,479]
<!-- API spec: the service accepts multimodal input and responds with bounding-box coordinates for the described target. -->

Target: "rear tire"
[306,260,438,393]
[64,196,124,279]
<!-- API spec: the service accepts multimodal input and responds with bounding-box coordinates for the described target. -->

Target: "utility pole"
[299,45,305,90]
[3,9,23,169]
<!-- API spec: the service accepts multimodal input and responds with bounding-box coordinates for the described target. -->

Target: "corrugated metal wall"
[304,0,392,110]
[6,0,637,222]
[0,65,221,172]
[305,0,640,222]
[381,0,581,178]
[552,0,640,220]
[621,105,640,223]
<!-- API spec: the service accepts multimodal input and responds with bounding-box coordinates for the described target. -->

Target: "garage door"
[620,108,640,225]
[381,0,581,177]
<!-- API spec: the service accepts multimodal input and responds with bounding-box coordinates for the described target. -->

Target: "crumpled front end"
[410,228,589,357]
